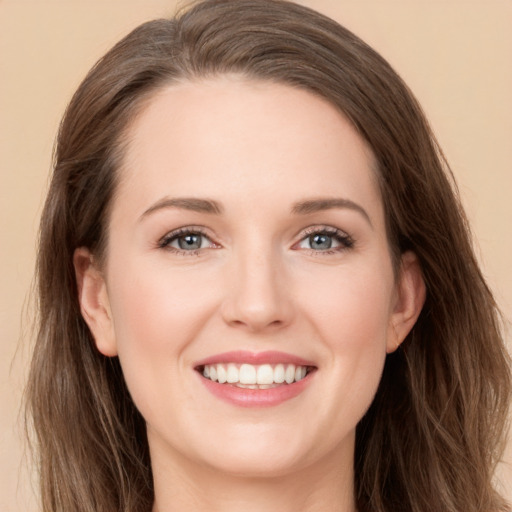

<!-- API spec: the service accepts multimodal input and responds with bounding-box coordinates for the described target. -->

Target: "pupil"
[179,234,201,250]
[310,233,332,250]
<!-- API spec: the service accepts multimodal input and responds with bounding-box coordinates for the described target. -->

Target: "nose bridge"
[222,235,292,331]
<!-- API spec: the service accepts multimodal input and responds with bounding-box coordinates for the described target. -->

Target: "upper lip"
[194,350,316,368]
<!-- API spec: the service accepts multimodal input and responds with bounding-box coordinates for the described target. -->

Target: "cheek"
[301,261,394,347]
[299,264,393,411]
[105,258,219,409]
[108,253,217,345]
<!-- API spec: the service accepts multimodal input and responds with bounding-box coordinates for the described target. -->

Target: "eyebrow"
[140,197,223,219]
[291,198,372,227]
[140,196,371,226]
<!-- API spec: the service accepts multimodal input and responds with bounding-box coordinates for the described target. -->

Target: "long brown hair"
[26,1,511,511]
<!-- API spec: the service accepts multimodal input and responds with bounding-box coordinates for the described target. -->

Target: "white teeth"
[202,362,311,385]
[217,365,227,384]
[256,364,274,385]
[274,364,285,383]
[237,383,259,389]
[226,363,238,383]
[294,366,307,382]
[239,364,257,384]
[285,364,295,384]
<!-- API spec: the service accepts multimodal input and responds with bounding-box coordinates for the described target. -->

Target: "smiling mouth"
[196,363,316,389]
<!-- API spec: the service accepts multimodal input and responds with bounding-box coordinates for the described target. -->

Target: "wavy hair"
[26,1,511,511]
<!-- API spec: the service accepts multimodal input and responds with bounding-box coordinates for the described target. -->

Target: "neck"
[150,438,357,512]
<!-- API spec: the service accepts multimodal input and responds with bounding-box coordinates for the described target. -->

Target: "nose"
[220,245,294,333]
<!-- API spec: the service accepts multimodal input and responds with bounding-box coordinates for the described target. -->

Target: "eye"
[159,228,217,253]
[296,227,354,252]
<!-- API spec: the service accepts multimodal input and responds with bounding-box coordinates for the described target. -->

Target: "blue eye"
[174,233,205,250]
[297,228,354,252]
[308,233,335,250]
[159,229,215,253]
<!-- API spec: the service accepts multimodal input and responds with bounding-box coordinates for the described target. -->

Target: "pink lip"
[197,371,315,408]
[194,350,317,408]
[194,350,316,367]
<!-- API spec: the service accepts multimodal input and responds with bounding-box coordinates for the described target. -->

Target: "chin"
[180,418,354,480]
[199,446,310,479]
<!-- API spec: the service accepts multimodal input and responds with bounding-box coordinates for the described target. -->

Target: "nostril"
[220,271,294,331]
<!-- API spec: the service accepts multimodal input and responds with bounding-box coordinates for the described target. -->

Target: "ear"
[387,251,426,354]
[73,247,117,357]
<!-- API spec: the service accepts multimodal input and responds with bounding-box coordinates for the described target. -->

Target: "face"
[76,77,424,480]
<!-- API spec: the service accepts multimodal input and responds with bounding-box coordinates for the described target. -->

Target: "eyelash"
[296,226,355,255]
[158,227,214,256]
[157,225,355,256]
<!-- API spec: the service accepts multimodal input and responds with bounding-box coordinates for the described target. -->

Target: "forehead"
[114,76,383,225]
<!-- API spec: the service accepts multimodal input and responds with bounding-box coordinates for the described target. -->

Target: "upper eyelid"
[293,225,354,249]
[296,224,351,239]
[160,225,211,240]
[157,224,352,247]
[158,226,217,249]
[301,225,344,233]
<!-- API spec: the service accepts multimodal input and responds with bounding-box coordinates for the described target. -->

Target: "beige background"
[1,1,511,510]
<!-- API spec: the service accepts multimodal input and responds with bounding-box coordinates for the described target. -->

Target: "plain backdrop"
[1,1,511,510]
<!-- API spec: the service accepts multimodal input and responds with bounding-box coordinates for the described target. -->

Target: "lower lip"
[198,372,314,408]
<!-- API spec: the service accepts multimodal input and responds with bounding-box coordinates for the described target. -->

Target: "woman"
[26,0,511,511]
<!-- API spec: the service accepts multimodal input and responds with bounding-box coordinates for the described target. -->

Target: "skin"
[75,77,425,512]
